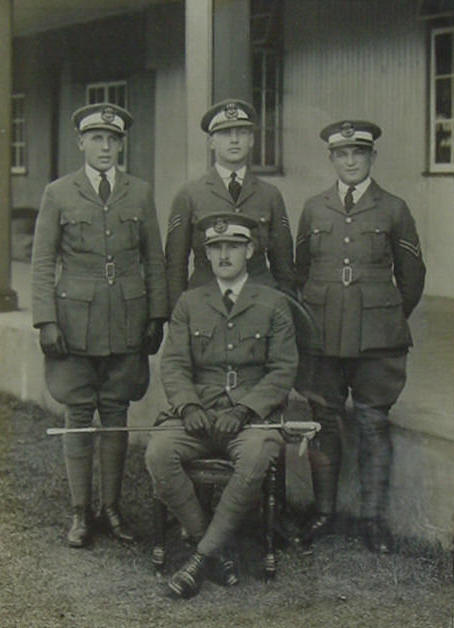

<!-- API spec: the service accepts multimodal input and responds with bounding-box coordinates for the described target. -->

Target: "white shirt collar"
[338,177,371,205]
[85,164,116,194]
[217,273,249,302]
[215,163,247,189]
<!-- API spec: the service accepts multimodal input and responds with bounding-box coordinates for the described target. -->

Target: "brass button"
[255,333,261,339]
[105,229,111,236]
[227,322,234,328]
[345,217,352,224]
[61,291,67,298]
[104,206,109,212]
[227,343,234,350]
[107,254,113,261]
[344,258,350,265]
[194,331,200,337]
[344,236,350,244]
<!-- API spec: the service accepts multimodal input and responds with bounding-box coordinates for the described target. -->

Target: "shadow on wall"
[12,207,37,262]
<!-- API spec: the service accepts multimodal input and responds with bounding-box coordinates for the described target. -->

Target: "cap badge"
[101,107,116,123]
[340,122,355,138]
[214,218,228,234]
[224,103,239,120]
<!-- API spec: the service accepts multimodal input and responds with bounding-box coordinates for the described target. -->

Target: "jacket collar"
[203,278,259,318]
[73,167,129,205]
[324,179,382,215]
[205,166,257,206]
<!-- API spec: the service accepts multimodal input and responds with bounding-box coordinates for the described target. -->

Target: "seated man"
[145,212,298,598]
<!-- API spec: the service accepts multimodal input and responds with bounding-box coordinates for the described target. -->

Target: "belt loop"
[342,265,352,287]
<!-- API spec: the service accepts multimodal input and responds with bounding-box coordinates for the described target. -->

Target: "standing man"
[295,121,425,552]
[146,213,298,598]
[32,103,168,548]
[165,98,295,311]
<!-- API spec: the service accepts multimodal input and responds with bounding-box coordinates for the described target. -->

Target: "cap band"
[208,108,252,133]
[328,130,374,147]
[79,112,125,133]
[205,224,251,241]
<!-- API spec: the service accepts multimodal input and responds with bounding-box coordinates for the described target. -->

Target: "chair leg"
[151,496,167,571]
[263,463,277,581]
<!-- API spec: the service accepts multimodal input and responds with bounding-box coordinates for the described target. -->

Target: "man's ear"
[246,241,255,260]
[371,149,377,165]
[77,133,85,152]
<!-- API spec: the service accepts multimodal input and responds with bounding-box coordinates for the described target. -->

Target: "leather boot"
[98,504,134,542]
[362,518,393,554]
[67,506,93,548]
[168,551,208,598]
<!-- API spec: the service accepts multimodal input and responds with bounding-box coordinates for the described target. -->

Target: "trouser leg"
[98,402,129,509]
[307,404,342,514]
[63,404,95,508]
[197,430,283,557]
[355,402,392,519]
[145,420,211,542]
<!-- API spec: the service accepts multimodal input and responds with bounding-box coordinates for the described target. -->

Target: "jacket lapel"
[205,167,235,205]
[235,169,257,206]
[204,281,229,317]
[73,167,101,205]
[229,281,258,319]
[323,183,346,214]
[349,179,381,215]
[109,169,130,205]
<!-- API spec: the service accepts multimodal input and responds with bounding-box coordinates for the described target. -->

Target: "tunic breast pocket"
[190,324,215,363]
[309,221,333,257]
[360,222,390,262]
[60,208,93,252]
[119,208,143,250]
[239,324,270,364]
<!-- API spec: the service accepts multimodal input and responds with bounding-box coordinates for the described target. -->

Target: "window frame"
[250,1,283,175]
[11,93,27,175]
[85,81,128,171]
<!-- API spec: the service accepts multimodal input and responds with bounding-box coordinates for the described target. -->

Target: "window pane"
[265,129,275,165]
[435,32,453,75]
[435,120,452,162]
[435,77,452,117]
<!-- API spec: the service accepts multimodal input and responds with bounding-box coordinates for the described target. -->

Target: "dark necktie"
[344,185,356,213]
[228,172,241,203]
[99,172,111,203]
[223,288,234,313]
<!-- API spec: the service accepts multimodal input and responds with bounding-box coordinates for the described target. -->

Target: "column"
[0,0,18,311]
[185,0,213,179]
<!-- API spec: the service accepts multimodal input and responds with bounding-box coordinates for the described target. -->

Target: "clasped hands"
[182,403,251,438]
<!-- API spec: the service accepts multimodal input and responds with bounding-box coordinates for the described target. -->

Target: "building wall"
[278,0,454,298]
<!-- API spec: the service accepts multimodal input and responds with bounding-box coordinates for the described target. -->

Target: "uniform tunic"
[296,179,425,359]
[165,167,295,310]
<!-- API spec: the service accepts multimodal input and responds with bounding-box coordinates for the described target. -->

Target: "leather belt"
[309,265,392,286]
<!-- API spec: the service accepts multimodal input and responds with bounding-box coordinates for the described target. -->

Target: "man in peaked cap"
[165,98,295,312]
[32,103,168,547]
[146,212,298,598]
[295,120,425,553]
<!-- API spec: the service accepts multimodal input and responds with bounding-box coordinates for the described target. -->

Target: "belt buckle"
[105,261,115,284]
[226,369,238,391]
[342,265,352,287]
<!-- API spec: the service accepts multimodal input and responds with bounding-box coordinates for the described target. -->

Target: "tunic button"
[260,217,266,223]
[104,206,109,212]
[235,208,240,213]
[255,333,261,339]
[344,236,350,243]
[227,322,234,328]
[313,228,320,234]
[61,292,67,298]
[227,343,234,350]
[345,217,352,223]
[107,254,113,261]
[194,331,200,337]
[133,217,138,222]
[105,229,111,236]
[344,258,350,265]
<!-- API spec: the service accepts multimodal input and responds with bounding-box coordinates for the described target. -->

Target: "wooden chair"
[151,448,286,582]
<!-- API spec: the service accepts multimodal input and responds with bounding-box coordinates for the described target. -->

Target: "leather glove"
[182,404,211,437]
[213,404,251,438]
[142,319,164,355]
[39,322,68,358]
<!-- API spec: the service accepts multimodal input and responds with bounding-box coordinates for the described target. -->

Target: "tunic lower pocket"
[360,284,411,351]
[120,276,148,348]
[56,280,96,352]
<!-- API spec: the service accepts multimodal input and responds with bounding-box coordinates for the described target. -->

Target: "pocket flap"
[360,222,388,235]
[311,221,333,235]
[56,279,96,302]
[239,324,270,341]
[120,275,147,300]
[119,208,143,223]
[302,283,328,305]
[361,284,403,308]
[60,208,93,225]
[190,324,215,339]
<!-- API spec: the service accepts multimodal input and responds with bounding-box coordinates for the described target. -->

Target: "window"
[250,0,283,173]
[418,0,454,21]
[11,94,26,174]
[430,27,454,171]
[86,81,128,170]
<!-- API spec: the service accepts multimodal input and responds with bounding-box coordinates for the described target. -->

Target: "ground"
[1,392,453,628]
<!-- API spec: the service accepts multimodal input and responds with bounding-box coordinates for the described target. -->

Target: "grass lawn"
[0,392,453,628]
